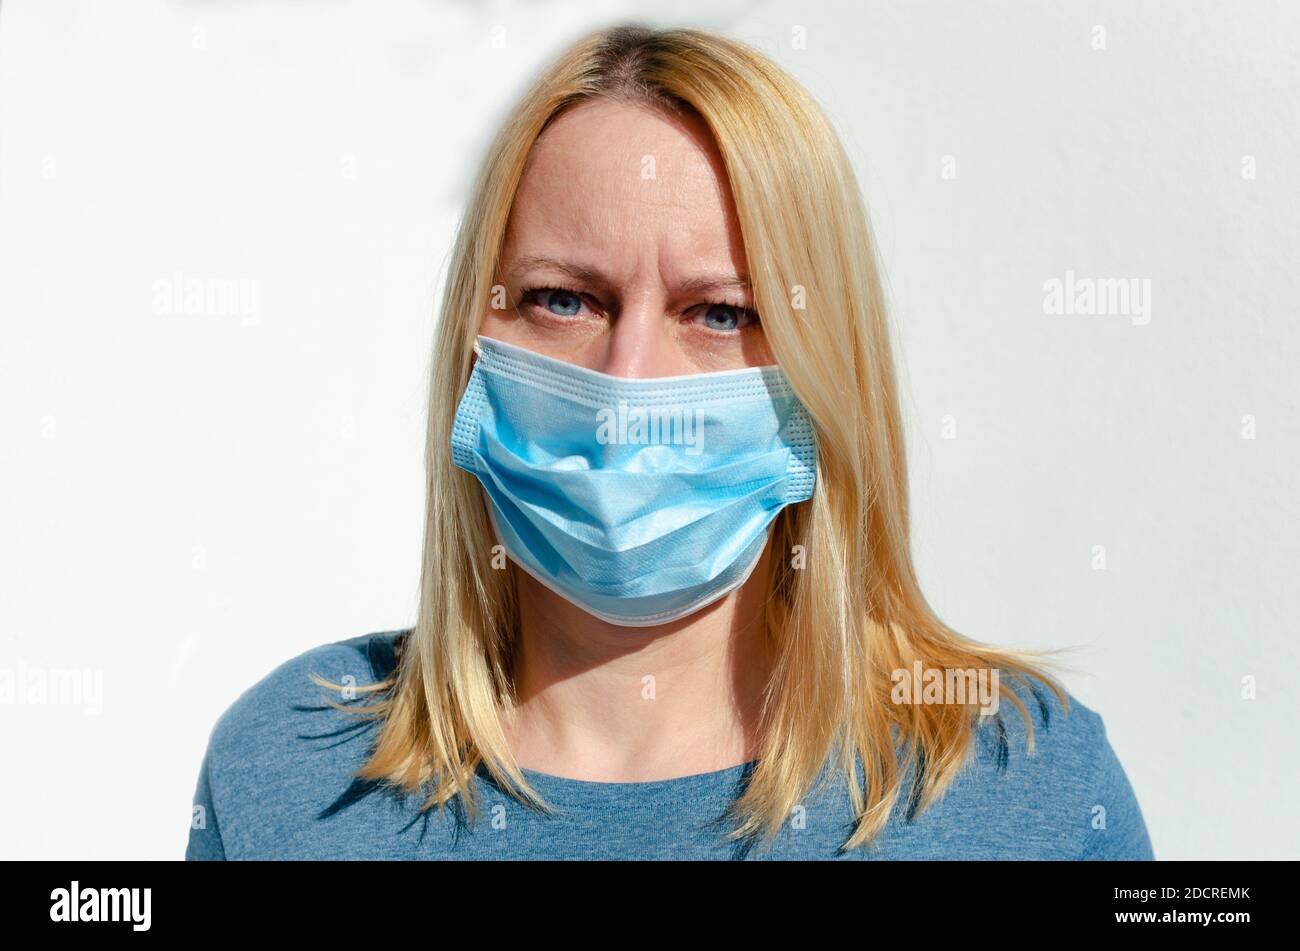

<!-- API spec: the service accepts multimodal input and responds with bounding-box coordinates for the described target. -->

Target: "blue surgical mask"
[451,335,817,626]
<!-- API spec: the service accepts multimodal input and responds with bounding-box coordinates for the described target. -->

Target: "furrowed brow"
[510,254,751,297]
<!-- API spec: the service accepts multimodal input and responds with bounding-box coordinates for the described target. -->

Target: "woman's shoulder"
[187,629,409,859]
[203,629,405,755]
[975,674,1102,768]
[925,675,1154,859]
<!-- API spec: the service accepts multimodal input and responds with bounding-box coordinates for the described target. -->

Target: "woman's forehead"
[507,100,743,276]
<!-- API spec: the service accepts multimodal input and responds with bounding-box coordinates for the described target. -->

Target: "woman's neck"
[501,545,773,783]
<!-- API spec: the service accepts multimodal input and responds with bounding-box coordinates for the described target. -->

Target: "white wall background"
[2,0,1296,860]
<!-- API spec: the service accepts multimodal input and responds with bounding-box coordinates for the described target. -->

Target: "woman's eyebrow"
[677,274,752,296]
[509,254,751,296]
[509,254,608,287]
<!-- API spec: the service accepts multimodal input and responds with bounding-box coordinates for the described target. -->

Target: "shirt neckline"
[491,760,760,807]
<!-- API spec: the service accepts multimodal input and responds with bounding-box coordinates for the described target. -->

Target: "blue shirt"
[185,630,1154,860]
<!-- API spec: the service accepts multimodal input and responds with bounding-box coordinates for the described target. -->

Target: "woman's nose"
[596,307,692,379]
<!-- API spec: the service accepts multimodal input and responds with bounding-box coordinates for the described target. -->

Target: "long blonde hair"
[315,23,1070,852]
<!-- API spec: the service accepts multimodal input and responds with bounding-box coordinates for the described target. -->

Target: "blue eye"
[538,288,582,317]
[700,303,755,332]
[520,285,587,319]
[520,284,758,332]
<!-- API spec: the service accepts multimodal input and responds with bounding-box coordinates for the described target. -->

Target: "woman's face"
[481,98,775,375]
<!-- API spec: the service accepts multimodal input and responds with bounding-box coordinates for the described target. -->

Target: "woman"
[187,24,1153,860]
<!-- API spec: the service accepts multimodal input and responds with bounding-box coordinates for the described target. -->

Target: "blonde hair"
[314,23,1070,852]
